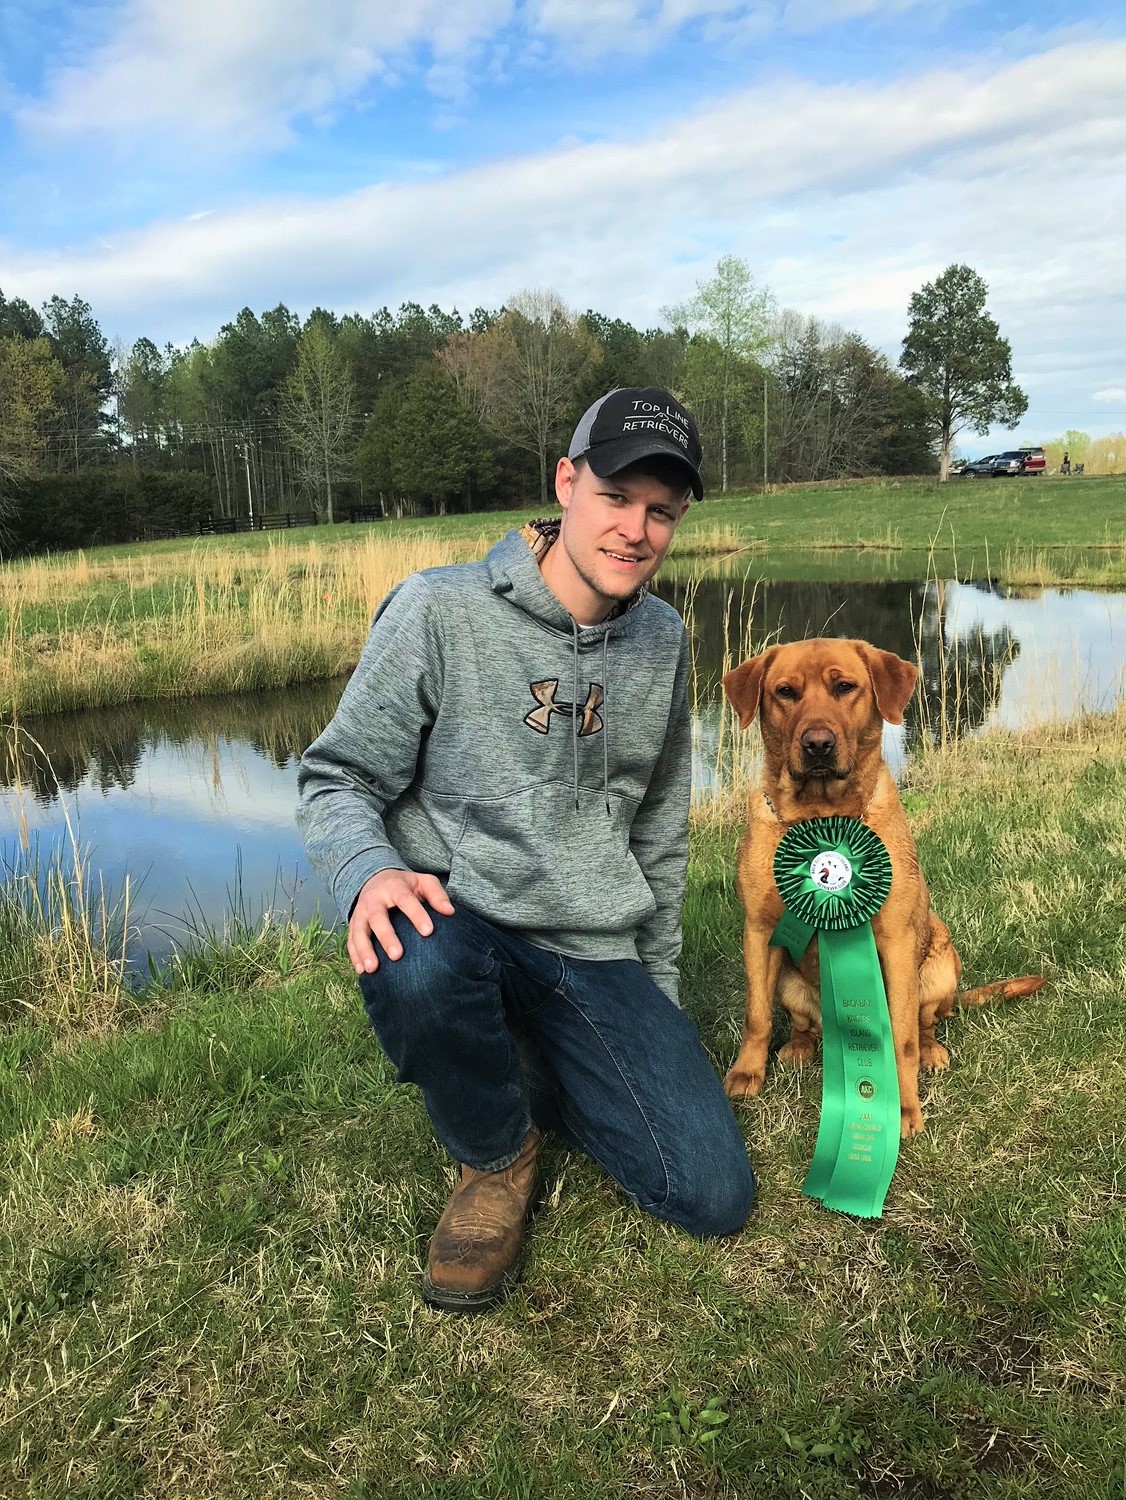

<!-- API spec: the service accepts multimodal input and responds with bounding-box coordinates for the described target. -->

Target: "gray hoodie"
[296,523,691,1002]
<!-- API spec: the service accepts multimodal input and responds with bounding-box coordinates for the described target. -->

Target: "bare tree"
[0,449,21,550]
[438,327,498,427]
[279,323,356,523]
[767,314,897,482]
[440,288,599,507]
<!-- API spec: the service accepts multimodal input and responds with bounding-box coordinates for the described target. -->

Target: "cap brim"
[585,437,704,501]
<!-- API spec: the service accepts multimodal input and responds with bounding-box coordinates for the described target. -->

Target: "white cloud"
[17,0,517,147]
[1093,387,1126,404]
[16,0,942,145]
[2,39,1123,442]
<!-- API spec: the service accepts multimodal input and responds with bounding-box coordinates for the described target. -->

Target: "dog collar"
[762,786,879,824]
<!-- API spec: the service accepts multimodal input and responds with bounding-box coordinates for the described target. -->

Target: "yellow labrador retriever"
[722,638,1042,1139]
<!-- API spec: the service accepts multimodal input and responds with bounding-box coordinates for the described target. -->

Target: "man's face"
[541,457,691,623]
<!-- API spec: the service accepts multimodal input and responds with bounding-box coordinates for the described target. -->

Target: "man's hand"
[348,868,455,974]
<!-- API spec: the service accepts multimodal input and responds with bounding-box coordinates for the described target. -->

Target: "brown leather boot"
[421,1128,541,1312]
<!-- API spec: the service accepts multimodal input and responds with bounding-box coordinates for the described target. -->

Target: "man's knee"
[660,1149,756,1239]
[616,1119,755,1239]
[357,907,499,1035]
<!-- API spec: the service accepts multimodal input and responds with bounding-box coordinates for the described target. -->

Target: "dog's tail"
[956,976,1045,1009]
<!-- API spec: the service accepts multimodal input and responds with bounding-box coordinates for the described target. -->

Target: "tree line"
[0,257,1029,555]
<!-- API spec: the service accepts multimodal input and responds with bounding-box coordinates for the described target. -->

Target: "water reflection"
[2,577,1123,964]
[1,684,343,806]
[1,681,346,964]
[908,581,1018,754]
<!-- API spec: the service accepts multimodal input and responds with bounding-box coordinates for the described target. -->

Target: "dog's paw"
[723,1064,765,1100]
[777,1036,817,1067]
[900,1103,926,1139]
[920,1040,949,1072]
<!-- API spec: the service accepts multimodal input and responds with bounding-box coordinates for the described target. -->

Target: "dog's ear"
[723,649,777,729]
[859,645,918,725]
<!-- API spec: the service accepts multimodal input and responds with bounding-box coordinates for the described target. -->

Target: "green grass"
[3,714,1124,1497]
[685,475,1126,586]
[15,471,1126,574]
[83,471,1126,559]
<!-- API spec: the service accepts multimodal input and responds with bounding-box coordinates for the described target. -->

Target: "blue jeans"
[357,906,755,1238]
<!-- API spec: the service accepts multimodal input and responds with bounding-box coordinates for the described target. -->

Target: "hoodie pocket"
[447,787,656,939]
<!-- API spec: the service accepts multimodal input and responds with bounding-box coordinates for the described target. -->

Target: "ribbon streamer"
[769,816,899,1219]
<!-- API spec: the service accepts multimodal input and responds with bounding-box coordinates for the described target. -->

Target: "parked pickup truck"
[990,448,1047,476]
[1017,446,1046,474]
[953,447,1046,477]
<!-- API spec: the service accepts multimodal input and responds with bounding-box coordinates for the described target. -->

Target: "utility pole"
[242,439,254,527]
[763,377,769,491]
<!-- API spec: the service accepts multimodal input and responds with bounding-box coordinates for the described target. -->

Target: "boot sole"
[420,1260,521,1314]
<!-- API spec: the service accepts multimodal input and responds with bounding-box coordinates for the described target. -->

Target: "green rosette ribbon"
[770,816,898,1219]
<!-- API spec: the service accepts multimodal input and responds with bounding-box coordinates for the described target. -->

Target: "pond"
[3,575,1124,966]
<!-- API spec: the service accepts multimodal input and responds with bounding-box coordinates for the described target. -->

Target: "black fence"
[198,511,317,535]
[135,509,385,542]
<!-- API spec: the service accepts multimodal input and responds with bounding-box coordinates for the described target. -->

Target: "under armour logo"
[524,679,604,736]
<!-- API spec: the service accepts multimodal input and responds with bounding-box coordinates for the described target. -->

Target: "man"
[297,386,755,1312]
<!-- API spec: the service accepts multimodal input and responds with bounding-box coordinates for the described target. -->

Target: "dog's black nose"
[801,727,836,763]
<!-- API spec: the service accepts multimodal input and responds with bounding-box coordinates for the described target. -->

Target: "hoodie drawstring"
[602,630,610,815]
[571,619,613,816]
[571,616,581,812]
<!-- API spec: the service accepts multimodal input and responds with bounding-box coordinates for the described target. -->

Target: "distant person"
[297,387,755,1312]
[1061,451,1071,475]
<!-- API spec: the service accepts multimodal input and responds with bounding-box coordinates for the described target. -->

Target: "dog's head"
[722,639,918,787]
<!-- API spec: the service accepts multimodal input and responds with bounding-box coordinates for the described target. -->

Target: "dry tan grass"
[1,532,486,716]
[1000,543,1126,588]
[666,523,767,569]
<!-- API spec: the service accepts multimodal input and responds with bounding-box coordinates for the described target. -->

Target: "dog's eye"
[775,684,798,701]
[833,680,857,697]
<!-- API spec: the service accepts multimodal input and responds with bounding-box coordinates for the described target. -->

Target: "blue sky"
[2,0,1125,454]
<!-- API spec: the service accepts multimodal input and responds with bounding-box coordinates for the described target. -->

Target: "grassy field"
[74,471,1126,560]
[2,712,1124,1498]
[697,472,1126,559]
[2,473,1125,719]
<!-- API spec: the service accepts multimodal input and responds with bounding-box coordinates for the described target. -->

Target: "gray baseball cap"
[568,386,704,500]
